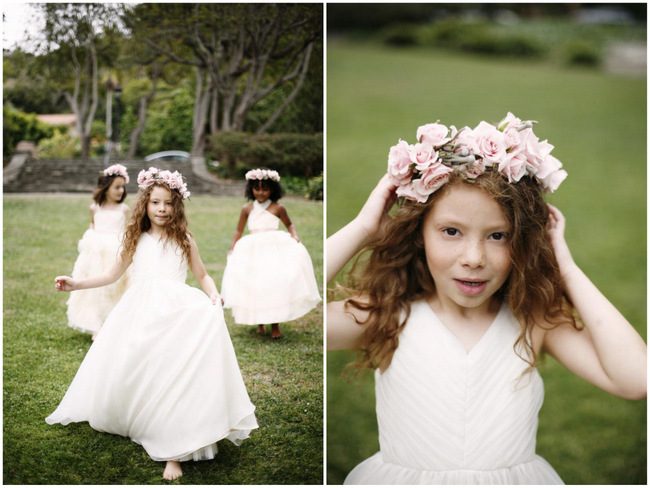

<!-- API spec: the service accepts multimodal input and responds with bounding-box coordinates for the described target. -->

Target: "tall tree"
[126,3,322,157]
[38,3,122,158]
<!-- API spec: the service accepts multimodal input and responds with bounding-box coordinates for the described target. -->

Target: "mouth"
[454,279,488,296]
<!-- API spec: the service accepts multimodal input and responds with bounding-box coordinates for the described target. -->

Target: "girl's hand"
[356,174,398,242]
[55,276,76,292]
[291,235,301,243]
[546,204,575,274]
[209,291,224,306]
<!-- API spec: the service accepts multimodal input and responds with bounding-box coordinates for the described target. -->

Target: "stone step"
[3,157,245,197]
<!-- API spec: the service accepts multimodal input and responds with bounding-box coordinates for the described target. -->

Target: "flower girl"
[327,114,646,484]
[50,168,258,480]
[221,168,321,339]
[66,164,130,339]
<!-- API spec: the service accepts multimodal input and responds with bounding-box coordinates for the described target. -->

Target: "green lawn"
[3,192,323,485]
[326,41,646,484]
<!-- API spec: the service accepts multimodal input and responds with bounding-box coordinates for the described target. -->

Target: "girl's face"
[252,182,271,203]
[106,176,126,203]
[147,186,173,232]
[422,184,512,314]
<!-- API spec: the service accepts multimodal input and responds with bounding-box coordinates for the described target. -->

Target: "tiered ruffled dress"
[47,233,258,462]
[221,199,321,325]
[67,204,130,335]
[344,300,564,485]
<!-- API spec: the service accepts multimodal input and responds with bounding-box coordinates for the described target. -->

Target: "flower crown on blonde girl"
[103,164,129,183]
[245,168,281,182]
[137,167,191,200]
[387,112,568,203]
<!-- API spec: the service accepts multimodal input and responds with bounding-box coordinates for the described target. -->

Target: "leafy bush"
[562,39,602,66]
[3,106,56,158]
[208,132,323,179]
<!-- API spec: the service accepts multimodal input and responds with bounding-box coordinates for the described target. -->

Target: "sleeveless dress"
[67,204,130,335]
[345,300,563,485]
[221,199,321,325]
[47,233,258,462]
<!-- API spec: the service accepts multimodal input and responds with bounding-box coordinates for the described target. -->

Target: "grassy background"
[3,192,323,485]
[326,40,646,484]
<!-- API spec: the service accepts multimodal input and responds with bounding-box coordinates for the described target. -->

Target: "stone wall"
[3,157,245,196]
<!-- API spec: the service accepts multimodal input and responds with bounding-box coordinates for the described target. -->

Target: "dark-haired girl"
[221,169,321,339]
[66,164,130,339]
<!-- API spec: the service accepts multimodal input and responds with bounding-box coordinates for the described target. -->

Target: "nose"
[460,240,486,269]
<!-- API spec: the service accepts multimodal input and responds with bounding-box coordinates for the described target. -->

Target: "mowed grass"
[3,192,323,485]
[326,41,646,484]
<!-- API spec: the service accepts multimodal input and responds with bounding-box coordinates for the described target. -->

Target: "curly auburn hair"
[93,174,127,205]
[244,177,283,202]
[120,183,192,266]
[344,170,577,375]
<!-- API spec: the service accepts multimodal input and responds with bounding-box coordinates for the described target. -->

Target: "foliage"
[3,193,323,485]
[134,86,195,155]
[208,132,323,179]
[371,17,645,66]
[561,39,602,66]
[326,41,646,485]
[3,106,56,158]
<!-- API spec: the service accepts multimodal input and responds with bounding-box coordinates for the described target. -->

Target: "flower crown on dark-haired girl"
[244,168,283,202]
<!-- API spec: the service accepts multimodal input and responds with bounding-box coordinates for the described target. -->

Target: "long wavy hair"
[120,183,192,265]
[344,170,577,376]
[93,174,127,205]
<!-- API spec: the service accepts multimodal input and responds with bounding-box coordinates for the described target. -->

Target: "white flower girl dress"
[67,204,130,334]
[47,232,258,462]
[221,199,321,325]
[344,300,564,485]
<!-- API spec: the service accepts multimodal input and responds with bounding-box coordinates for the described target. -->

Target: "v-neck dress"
[67,203,130,334]
[344,300,563,485]
[221,199,321,325]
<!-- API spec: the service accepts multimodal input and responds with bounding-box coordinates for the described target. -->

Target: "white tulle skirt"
[46,277,258,462]
[66,229,130,334]
[221,230,321,325]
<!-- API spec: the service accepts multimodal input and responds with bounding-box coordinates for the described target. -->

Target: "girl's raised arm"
[327,175,397,284]
[326,175,397,351]
[55,253,132,292]
[541,204,647,400]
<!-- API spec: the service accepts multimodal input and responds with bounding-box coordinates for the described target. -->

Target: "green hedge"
[207,131,323,179]
[3,106,56,159]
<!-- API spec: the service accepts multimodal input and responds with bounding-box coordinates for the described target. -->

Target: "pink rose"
[416,123,451,147]
[473,121,507,166]
[520,129,553,170]
[499,150,528,183]
[410,162,453,202]
[387,139,414,185]
[497,112,521,131]
[540,168,567,193]
[410,143,438,171]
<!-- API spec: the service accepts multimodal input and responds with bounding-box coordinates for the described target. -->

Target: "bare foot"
[257,324,266,335]
[271,323,282,339]
[163,461,182,480]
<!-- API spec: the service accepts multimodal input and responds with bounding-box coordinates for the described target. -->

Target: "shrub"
[562,39,602,66]
[207,132,323,179]
[3,106,55,158]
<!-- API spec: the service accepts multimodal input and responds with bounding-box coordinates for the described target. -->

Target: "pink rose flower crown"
[137,167,191,200]
[387,112,568,203]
